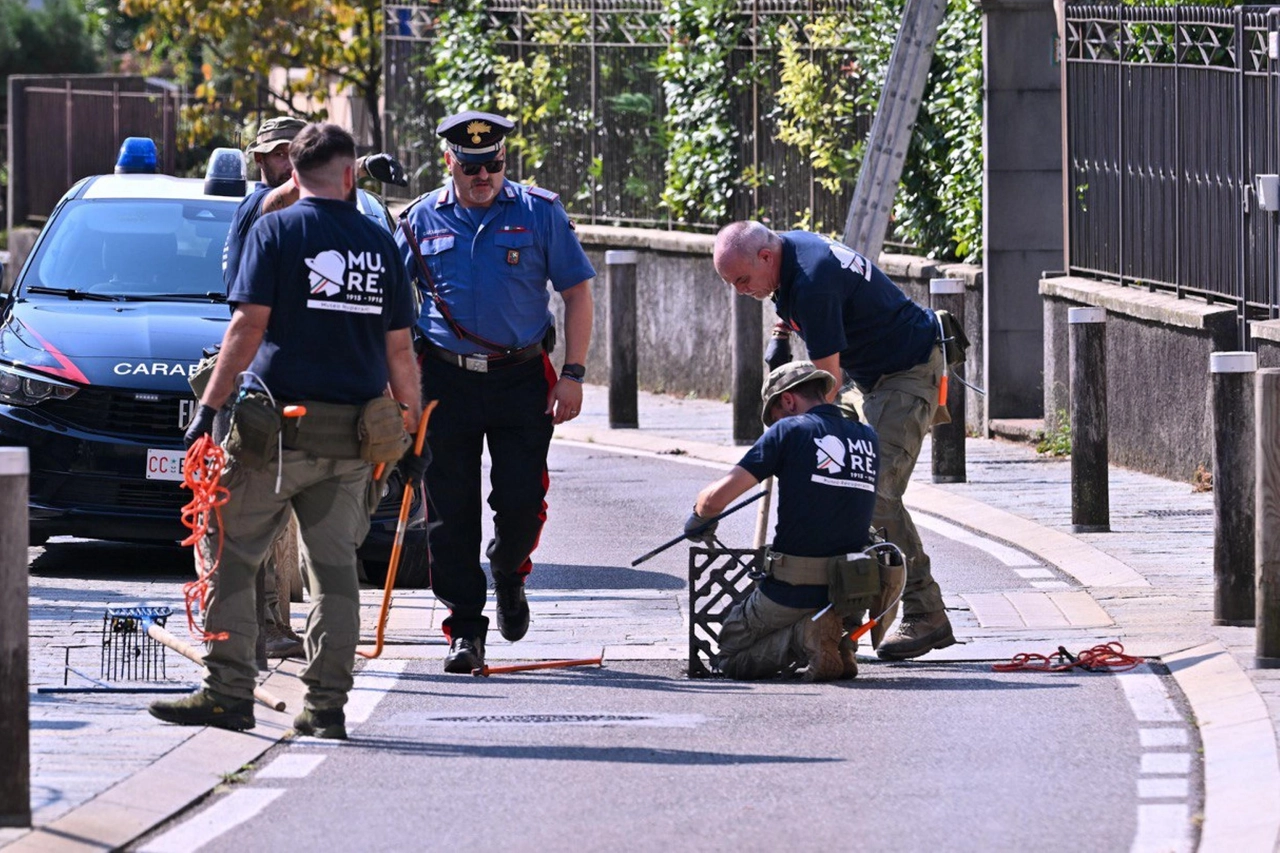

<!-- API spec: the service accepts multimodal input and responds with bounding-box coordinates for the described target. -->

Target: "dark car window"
[25,199,236,297]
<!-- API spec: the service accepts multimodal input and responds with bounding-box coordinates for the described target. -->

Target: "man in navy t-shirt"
[685,361,879,681]
[713,221,954,662]
[151,123,422,740]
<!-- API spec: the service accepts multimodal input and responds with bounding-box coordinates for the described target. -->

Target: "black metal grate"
[42,388,189,440]
[688,546,764,678]
[101,606,171,681]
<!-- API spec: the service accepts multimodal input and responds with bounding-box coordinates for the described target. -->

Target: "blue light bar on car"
[204,147,247,197]
[114,137,159,174]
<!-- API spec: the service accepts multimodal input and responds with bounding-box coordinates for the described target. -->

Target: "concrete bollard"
[605,250,639,429]
[1257,368,1280,668]
[930,278,966,483]
[1069,307,1109,533]
[0,448,30,827]
[1211,352,1256,626]
[731,293,763,446]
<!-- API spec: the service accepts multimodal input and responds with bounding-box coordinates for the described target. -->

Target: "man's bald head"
[714,221,782,301]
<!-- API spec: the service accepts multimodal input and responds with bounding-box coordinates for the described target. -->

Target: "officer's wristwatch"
[560,363,586,383]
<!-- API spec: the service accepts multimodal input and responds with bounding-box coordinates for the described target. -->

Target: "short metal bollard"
[930,278,966,483]
[1256,369,1280,668]
[731,293,763,446]
[606,250,639,429]
[1211,352,1256,626]
[1069,307,1109,533]
[688,546,764,677]
[0,448,30,827]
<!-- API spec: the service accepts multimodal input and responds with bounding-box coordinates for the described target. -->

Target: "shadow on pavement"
[341,737,844,766]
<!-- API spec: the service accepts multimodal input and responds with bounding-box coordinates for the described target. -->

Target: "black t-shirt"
[222,185,271,294]
[230,197,416,404]
[774,231,937,390]
[737,403,879,607]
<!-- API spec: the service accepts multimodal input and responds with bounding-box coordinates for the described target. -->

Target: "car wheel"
[362,533,431,589]
[28,531,49,547]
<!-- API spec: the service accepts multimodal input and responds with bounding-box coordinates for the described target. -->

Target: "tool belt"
[228,393,408,468]
[425,341,543,373]
[765,549,881,616]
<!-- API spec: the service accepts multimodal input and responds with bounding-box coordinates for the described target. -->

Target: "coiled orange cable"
[992,641,1144,673]
[179,434,231,642]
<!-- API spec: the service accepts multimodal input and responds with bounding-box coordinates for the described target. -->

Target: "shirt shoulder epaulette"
[527,186,560,203]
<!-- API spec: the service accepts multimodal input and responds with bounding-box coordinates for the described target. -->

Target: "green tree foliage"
[0,0,100,79]
[120,0,387,149]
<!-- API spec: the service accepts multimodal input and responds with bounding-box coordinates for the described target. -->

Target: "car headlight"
[0,363,79,406]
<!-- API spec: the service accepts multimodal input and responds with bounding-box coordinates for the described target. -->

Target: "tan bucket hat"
[761,361,836,426]
[246,116,307,155]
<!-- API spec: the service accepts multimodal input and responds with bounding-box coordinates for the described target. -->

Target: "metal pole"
[1257,368,1280,668]
[606,250,638,429]
[731,293,763,446]
[1211,351,1256,626]
[1069,306,1109,532]
[0,448,30,827]
[930,278,966,483]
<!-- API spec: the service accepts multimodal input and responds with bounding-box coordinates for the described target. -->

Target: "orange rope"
[992,641,1144,673]
[179,435,230,642]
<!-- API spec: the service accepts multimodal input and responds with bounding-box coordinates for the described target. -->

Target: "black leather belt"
[424,341,544,373]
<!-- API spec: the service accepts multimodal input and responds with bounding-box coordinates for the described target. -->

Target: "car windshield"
[24,199,235,299]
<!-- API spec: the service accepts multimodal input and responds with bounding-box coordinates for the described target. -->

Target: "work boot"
[149,688,255,731]
[800,610,845,682]
[876,610,956,661]
[443,637,485,674]
[265,622,305,659]
[292,707,347,740]
[839,635,859,681]
[494,579,530,642]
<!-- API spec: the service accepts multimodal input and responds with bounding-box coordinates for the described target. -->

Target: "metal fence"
[1064,4,1280,343]
[382,0,871,232]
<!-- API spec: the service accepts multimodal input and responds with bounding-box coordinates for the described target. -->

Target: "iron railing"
[382,0,872,233]
[1064,4,1280,343]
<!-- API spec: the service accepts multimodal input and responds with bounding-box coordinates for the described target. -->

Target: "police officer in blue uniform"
[395,110,595,673]
[713,221,953,661]
[686,361,879,680]
[152,123,423,738]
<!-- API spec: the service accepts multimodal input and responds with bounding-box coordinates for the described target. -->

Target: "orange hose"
[179,434,231,642]
[358,400,437,659]
[472,657,605,677]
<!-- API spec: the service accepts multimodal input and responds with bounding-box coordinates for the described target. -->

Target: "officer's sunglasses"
[459,159,505,176]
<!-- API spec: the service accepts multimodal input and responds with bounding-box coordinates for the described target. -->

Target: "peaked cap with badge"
[437,111,515,162]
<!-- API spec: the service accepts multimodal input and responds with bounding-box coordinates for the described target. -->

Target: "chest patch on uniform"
[507,249,521,265]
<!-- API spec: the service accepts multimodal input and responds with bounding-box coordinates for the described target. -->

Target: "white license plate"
[145,449,186,482]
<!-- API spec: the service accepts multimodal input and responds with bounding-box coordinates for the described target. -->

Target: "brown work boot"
[149,688,255,731]
[800,610,845,682]
[265,622,304,659]
[293,707,347,740]
[876,610,956,661]
[839,635,859,680]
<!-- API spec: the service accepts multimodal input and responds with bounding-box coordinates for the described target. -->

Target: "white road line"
[912,511,1042,567]
[1030,580,1071,591]
[1133,804,1190,853]
[1139,728,1189,748]
[1014,568,1055,579]
[256,754,327,779]
[1141,753,1191,775]
[1117,670,1182,722]
[347,658,408,725]
[1138,778,1190,799]
[138,789,284,853]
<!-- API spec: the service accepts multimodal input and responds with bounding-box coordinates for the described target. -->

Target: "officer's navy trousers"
[421,354,556,642]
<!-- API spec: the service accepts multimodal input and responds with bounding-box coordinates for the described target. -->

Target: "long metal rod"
[630,490,767,567]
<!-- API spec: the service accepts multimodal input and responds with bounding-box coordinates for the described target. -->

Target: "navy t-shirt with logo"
[222,184,271,294]
[737,403,879,608]
[231,196,416,404]
[773,231,937,390]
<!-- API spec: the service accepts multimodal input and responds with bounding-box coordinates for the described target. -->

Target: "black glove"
[684,509,718,545]
[363,153,409,187]
[184,404,218,448]
[764,324,793,371]
[399,444,431,491]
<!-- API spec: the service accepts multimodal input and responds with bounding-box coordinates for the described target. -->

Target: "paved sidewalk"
[5,383,1280,851]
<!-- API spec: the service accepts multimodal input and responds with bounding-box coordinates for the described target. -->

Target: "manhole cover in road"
[400,712,705,728]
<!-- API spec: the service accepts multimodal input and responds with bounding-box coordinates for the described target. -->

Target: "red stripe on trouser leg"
[518,352,557,580]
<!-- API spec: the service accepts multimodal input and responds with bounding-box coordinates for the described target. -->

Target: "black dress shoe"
[444,637,485,674]
[495,580,530,642]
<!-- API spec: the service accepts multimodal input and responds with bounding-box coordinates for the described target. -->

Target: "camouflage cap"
[761,360,836,426]
[246,116,307,155]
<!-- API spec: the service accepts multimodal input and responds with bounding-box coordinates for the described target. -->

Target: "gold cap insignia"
[466,121,492,144]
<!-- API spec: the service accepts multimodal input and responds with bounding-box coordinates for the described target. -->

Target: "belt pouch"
[188,351,219,399]
[827,553,881,616]
[281,400,363,459]
[225,393,282,470]
[358,396,411,464]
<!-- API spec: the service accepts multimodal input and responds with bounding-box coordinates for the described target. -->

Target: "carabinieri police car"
[0,138,424,584]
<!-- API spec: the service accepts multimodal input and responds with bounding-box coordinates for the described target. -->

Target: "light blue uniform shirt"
[395,179,595,355]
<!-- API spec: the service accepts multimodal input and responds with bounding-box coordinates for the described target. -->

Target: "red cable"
[178,435,230,642]
[992,641,1144,673]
